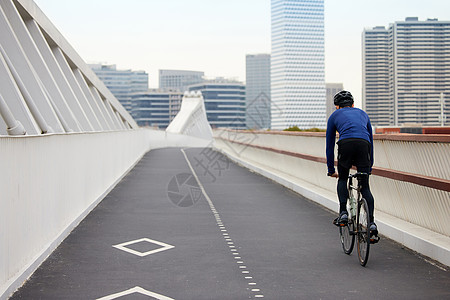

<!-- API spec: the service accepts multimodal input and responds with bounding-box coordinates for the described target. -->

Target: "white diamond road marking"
[96,286,174,300]
[112,238,174,257]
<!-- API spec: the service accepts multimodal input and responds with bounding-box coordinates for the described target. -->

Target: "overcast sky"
[34,0,450,107]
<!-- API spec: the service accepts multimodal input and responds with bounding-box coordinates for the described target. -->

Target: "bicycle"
[334,172,379,266]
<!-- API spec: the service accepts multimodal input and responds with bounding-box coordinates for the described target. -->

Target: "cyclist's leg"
[337,164,350,213]
[337,140,353,214]
[357,167,375,223]
[353,140,375,224]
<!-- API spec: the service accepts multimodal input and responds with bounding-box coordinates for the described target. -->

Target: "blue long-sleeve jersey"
[326,107,374,174]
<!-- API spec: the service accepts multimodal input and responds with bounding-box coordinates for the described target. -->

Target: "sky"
[34,0,450,108]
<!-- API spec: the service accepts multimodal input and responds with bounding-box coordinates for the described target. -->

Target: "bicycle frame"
[347,176,359,220]
[340,172,372,266]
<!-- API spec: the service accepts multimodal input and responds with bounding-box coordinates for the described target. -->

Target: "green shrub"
[283,126,325,132]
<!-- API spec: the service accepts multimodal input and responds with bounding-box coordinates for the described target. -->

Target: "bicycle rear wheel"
[357,198,370,266]
[340,218,355,254]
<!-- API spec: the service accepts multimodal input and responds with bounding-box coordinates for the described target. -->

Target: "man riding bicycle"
[326,90,378,236]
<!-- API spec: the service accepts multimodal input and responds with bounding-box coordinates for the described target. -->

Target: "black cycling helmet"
[333,90,354,107]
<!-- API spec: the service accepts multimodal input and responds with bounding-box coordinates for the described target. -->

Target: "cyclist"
[326,90,378,236]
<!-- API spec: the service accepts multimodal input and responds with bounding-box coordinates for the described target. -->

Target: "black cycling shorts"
[337,138,371,170]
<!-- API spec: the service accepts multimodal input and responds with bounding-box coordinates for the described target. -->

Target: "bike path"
[11,148,450,299]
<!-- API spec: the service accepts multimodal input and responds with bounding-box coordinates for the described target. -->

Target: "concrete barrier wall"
[214,129,450,266]
[0,129,211,299]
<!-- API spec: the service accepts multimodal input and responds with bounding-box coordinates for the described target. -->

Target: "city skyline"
[34,0,450,108]
[363,18,450,127]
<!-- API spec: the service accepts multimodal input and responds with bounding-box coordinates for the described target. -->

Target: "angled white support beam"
[79,81,110,131]
[24,18,83,131]
[0,44,53,134]
[0,47,39,135]
[115,111,127,130]
[0,0,81,133]
[51,47,95,131]
[103,99,123,130]
[72,68,104,131]
[89,86,114,130]
[0,3,62,133]
[13,0,138,129]
[0,0,139,134]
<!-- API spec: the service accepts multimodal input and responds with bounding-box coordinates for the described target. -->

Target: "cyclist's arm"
[326,115,337,175]
[367,118,374,172]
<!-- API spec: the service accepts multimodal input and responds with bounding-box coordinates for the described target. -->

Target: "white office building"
[90,64,148,114]
[326,83,344,121]
[271,0,326,130]
[363,18,450,126]
[131,89,183,129]
[189,79,246,129]
[159,70,204,92]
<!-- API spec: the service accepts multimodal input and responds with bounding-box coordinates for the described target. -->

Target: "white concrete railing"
[0,129,211,299]
[214,129,450,266]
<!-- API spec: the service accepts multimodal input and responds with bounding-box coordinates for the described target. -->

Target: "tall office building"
[90,64,148,113]
[159,70,204,92]
[189,79,246,129]
[271,0,326,130]
[326,83,344,121]
[131,89,183,129]
[363,18,450,126]
[246,54,271,130]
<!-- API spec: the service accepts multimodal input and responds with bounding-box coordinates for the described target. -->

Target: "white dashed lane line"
[181,149,264,299]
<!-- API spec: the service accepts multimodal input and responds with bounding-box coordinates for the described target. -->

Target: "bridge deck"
[11,148,450,299]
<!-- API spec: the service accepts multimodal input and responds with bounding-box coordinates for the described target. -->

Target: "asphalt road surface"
[11,148,450,300]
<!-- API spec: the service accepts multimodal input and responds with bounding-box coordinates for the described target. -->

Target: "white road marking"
[112,238,174,257]
[96,286,174,300]
[181,149,264,298]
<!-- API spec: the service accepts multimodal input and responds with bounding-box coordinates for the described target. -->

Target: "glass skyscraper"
[271,0,326,130]
[246,54,271,130]
[363,18,450,126]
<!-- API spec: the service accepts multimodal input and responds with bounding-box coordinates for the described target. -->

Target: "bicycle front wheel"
[357,198,370,266]
[340,218,355,254]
